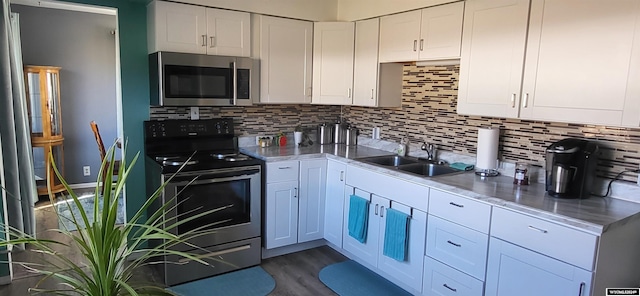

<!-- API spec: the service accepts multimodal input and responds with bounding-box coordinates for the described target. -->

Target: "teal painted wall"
[63,0,149,225]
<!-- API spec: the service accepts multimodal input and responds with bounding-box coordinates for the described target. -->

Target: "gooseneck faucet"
[421,142,435,161]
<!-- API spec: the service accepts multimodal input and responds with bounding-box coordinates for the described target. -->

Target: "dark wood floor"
[0,201,348,295]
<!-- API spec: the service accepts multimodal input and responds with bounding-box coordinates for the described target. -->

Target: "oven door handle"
[177,244,251,264]
[168,168,260,184]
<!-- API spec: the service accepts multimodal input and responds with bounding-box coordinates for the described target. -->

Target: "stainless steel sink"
[357,155,464,177]
[397,162,461,177]
[358,155,419,167]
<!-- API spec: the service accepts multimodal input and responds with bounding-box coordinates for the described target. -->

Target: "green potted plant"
[0,144,222,295]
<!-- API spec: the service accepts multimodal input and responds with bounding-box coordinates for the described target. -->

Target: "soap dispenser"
[397,137,408,156]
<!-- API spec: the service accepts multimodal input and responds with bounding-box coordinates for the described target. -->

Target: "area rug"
[55,193,124,231]
[319,260,412,296]
[167,266,275,296]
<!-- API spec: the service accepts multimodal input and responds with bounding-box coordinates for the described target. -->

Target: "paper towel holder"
[475,168,500,177]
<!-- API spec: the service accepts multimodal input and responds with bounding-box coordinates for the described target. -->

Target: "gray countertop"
[241,144,640,235]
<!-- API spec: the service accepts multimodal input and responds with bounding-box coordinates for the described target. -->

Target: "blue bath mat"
[319,260,412,296]
[168,266,275,296]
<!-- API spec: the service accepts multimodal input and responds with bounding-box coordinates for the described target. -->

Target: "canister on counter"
[514,162,529,185]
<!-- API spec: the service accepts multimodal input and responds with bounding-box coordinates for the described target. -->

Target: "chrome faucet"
[421,142,435,161]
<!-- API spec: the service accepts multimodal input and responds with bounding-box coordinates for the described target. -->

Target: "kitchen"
[3,0,640,295]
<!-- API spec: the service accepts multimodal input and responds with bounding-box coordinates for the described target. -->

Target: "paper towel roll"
[476,127,499,170]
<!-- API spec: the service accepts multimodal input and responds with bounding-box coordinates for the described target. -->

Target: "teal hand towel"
[383,208,409,262]
[348,195,370,243]
[450,162,474,171]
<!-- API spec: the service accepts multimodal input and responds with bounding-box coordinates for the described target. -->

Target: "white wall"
[337,0,457,21]
[180,0,338,21]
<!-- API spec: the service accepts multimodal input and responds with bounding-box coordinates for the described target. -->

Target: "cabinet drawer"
[423,256,484,296]
[429,189,492,233]
[266,161,299,183]
[426,215,488,280]
[491,207,598,271]
[346,165,429,212]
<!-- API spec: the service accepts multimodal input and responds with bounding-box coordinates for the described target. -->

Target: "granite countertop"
[241,144,640,235]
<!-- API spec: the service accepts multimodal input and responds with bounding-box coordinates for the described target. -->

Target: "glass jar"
[514,162,529,185]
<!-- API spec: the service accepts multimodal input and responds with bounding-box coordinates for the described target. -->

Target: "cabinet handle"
[340,171,344,182]
[201,35,207,47]
[347,88,352,98]
[293,187,298,198]
[209,36,215,48]
[443,284,457,292]
[511,93,516,108]
[528,225,548,233]
[419,39,424,51]
[447,240,461,247]
[449,202,464,208]
[278,166,291,169]
[578,282,585,296]
[522,93,529,108]
[371,89,374,100]
[380,206,385,218]
[413,40,417,51]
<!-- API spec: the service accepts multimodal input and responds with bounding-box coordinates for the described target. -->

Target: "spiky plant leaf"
[0,142,232,295]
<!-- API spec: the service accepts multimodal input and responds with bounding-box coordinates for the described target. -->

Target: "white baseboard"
[68,182,98,190]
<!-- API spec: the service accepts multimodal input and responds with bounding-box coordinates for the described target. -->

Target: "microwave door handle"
[232,61,238,105]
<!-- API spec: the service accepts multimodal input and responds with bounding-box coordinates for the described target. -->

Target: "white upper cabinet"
[457,0,530,119]
[519,0,640,126]
[379,2,464,62]
[148,1,250,57]
[352,18,380,107]
[205,8,251,57]
[312,22,356,105]
[253,15,313,104]
[458,0,640,127]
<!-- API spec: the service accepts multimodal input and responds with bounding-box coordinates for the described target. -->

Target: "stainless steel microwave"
[149,51,258,106]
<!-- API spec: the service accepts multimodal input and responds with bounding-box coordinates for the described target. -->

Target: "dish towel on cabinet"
[348,195,370,243]
[383,208,409,261]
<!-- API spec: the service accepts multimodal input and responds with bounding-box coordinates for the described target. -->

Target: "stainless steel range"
[144,118,262,286]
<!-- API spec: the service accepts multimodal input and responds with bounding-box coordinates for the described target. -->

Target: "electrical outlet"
[255,135,274,146]
[83,166,90,176]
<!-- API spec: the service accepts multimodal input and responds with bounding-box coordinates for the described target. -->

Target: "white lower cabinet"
[426,215,488,281]
[324,160,346,247]
[343,187,427,292]
[423,256,484,296]
[265,159,327,249]
[485,238,592,296]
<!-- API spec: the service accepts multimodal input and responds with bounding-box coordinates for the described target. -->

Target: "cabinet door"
[205,8,250,57]
[457,0,530,118]
[379,10,421,62]
[486,238,593,296]
[418,2,464,60]
[149,1,207,54]
[312,22,355,105]
[519,0,640,126]
[298,159,327,243]
[324,161,347,247]
[265,180,298,249]
[352,18,380,107]
[377,201,427,292]
[255,16,313,104]
[343,190,386,268]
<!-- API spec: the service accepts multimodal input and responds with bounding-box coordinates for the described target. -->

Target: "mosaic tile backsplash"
[150,64,640,183]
